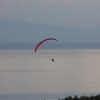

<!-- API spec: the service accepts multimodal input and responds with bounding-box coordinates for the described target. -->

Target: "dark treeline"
[59,94,100,100]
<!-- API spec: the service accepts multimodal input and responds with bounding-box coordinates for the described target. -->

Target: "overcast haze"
[0,0,100,29]
[0,0,100,44]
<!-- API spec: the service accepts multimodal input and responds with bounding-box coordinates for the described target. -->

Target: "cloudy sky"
[0,0,100,30]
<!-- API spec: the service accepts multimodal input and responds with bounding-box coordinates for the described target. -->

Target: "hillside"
[0,21,100,44]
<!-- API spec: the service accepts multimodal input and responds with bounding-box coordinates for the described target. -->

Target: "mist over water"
[0,43,100,50]
[0,49,100,99]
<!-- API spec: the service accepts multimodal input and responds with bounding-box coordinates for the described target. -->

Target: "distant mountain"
[0,21,100,44]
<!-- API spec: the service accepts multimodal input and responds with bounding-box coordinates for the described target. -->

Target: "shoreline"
[0,93,100,99]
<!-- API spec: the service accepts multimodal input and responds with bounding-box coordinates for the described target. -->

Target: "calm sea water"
[0,49,100,99]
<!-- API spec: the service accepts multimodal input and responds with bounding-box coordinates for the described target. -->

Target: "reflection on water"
[0,49,100,99]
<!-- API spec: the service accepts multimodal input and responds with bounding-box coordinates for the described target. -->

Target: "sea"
[0,43,100,100]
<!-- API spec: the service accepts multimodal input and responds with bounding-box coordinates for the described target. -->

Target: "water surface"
[0,49,100,99]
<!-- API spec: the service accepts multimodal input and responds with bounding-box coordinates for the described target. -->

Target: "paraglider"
[34,38,58,62]
[34,38,58,52]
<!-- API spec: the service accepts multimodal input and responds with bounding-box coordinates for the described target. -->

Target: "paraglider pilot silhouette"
[52,58,54,62]
[34,38,58,62]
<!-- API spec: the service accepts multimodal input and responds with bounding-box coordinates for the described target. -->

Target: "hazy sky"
[0,0,100,30]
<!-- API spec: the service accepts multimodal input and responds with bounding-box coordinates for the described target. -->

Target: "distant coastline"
[0,93,99,99]
[0,43,100,50]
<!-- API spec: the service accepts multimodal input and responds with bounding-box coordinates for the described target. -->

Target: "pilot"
[52,58,54,62]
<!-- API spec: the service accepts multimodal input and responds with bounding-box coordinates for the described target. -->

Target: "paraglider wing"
[34,38,58,52]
